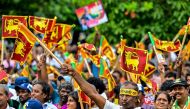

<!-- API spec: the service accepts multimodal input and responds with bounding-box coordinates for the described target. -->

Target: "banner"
[75,0,108,30]
[120,46,148,75]
[2,15,28,38]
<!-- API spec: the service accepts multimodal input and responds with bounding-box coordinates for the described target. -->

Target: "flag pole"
[148,32,160,63]
[174,18,190,69]
[1,38,4,65]
[18,23,63,66]
[172,33,179,42]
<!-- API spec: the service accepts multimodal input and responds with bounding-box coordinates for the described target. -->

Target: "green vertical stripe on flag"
[99,58,104,76]
[148,32,155,46]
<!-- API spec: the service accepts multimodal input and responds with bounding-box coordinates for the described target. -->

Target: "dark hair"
[113,70,123,78]
[68,91,81,109]
[33,80,50,102]
[164,71,177,79]
[87,77,106,94]
[185,72,190,81]
[155,91,171,103]
[58,82,74,92]
[160,80,174,91]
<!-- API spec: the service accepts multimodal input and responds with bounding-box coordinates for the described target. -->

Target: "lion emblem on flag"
[15,40,26,57]
[125,52,139,71]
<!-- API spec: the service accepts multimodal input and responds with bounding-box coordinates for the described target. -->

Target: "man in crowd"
[15,82,32,108]
[31,80,57,109]
[61,64,141,109]
[171,78,190,108]
[0,84,15,109]
[55,82,73,109]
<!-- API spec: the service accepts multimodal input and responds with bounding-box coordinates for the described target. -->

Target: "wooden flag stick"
[1,38,4,65]
[84,59,93,76]
[172,33,179,42]
[178,27,188,56]
[18,23,63,66]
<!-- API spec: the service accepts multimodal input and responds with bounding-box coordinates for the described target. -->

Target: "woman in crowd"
[154,91,171,109]
[67,91,81,109]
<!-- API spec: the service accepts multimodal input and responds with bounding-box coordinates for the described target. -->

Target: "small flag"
[100,58,116,91]
[100,36,116,64]
[29,16,56,33]
[120,46,148,75]
[11,23,36,65]
[78,90,91,105]
[153,36,181,52]
[2,15,28,38]
[43,24,72,44]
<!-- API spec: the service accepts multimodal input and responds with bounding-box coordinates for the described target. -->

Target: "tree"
[1,0,190,45]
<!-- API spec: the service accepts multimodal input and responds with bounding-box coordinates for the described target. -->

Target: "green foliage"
[0,0,190,45]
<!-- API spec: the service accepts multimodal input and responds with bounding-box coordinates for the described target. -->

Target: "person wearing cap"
[61,64,141,109]
[171,78,190,109]
[0,84,15,109]
[23,99,43,109]
[15,83,32,109]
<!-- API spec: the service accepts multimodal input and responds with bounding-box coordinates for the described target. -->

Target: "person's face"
[31,84,46,103]
[173,85,188,100]
[0,88,9,107]
[155,93,169,109]
[59,88,71,104]
[67,96,77,109]
[186,76,190,86]
[119,84,138,109]
[17,89,31,103]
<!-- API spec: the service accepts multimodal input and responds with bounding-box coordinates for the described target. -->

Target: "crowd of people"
[0,37,190,109]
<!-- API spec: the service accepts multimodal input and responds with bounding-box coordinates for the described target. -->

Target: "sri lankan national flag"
[144,64,156,77]
[78,90,91,106]
[120,46,148,75]
[117,38,126,54]
[100,58,116,91]
[43,24,72,44]
[2,15,28,38]
[29,16,56,33]
[21,64,32,80]
[100,36,116,65]
[11,23,36,65]
[153,36,181,52]
[182,40,190,61]
[178,25,190,36]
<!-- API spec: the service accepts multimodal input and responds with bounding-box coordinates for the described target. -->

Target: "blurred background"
[0,0,190,45]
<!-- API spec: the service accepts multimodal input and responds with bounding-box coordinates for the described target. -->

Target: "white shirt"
[103,100,121,109]
[43,102,57,109]
[6,104,15,109]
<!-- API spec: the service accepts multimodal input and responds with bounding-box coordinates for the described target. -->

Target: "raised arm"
[37,54,54,94]
[62,64,106,109]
